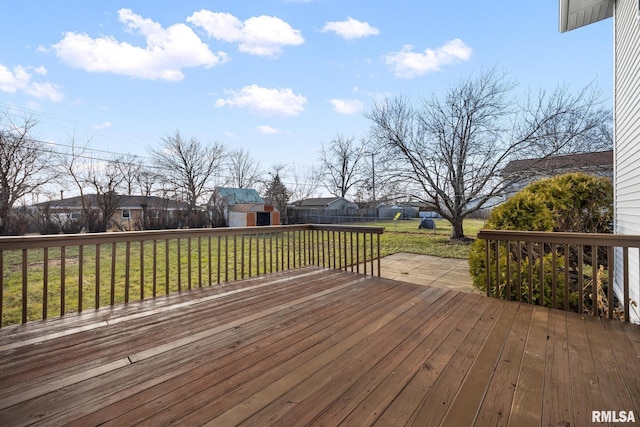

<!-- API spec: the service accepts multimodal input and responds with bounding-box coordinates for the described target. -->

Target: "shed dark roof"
[34,195,189,210]
[216,188,264,205]
[502,150,613,175]
[298,197,344,208]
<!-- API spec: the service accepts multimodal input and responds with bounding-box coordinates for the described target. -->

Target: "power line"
[0,101,151,144]
[1,105,325,189]
[2,136,323,189]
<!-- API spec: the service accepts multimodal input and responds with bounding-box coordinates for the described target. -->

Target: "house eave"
[559,0,613,32]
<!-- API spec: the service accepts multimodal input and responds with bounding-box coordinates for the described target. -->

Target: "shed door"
[256,212,270,226]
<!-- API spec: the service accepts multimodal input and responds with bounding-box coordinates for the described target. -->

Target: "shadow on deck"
[0,267,639,426]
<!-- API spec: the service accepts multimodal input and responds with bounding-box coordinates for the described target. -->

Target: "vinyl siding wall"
[614,0,640,322]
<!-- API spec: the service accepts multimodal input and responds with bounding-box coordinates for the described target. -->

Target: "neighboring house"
[560,0,640,321]
[211,188,280,227]
[33,194,190,231]
[288,197,361,224]
[294,197,359,211]
[502,150,613,199]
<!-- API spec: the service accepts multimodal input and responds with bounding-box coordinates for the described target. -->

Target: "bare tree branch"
[113,154,143,195]
[149,130,227,215]
[367,69,612,239]
[318,134,365,198]
[0,111,57,234]
[56,138,126,232]
[226,148,262,189]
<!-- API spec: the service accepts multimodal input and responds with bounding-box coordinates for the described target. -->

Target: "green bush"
[469,172,613,310]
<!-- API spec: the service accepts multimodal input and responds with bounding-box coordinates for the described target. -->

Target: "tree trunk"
[450,218,465,239]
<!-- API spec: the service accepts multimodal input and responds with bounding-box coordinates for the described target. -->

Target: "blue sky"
[1,0,613,173]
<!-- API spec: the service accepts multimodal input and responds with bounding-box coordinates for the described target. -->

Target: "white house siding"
[614,0,640,322]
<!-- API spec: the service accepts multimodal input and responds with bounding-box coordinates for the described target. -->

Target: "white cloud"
[322,18,380,40]
[330,98,364,115]
[385,39,472,78]
[0,64,63,101]
[32,66,48,76]
[93,121,112,130]
[51,8,226,81]
[257,125,280,134]
[215,84,307,116]
[188,10,304,57]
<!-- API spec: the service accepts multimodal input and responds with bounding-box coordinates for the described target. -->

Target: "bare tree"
[288,164,321,203]
[57,139,92,229]
[0,111,56,234]
[355,150,406,206]
[83,161,125,231]
[367,69,612,239]
[226,148,262,189]
[57,140,125,232]
[318,134,365,198]
[521,82,612,157]
[149,131,226,217]
[137,167,161,197]
[113,154,142,195]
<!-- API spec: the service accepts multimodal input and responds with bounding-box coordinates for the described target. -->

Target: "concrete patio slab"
[379,252,480,294]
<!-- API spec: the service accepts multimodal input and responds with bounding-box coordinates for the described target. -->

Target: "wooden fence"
[478,230,640,323]
[0,225,383,327]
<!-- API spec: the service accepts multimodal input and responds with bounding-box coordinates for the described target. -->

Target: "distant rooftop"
[502,150,613,175]
[298,197,346,208]
[34,194,190,210]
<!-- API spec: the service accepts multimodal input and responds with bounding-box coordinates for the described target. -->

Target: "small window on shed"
[69,211,81,220]
[122,209,131,219]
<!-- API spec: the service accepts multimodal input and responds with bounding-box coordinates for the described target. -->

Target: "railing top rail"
[0,224,385,251]
[309,224,385,234]
[478,229,640,247]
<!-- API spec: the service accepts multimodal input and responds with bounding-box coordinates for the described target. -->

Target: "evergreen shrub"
[469,172,614,312]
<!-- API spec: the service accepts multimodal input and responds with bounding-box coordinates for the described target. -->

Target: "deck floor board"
[0,267,639,426]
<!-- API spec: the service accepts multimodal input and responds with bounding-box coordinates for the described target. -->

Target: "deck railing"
[478,230,640,322]
[0,224,383,328]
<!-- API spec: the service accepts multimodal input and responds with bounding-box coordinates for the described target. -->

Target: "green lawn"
[358,218,485,259]
[0,230,382,327]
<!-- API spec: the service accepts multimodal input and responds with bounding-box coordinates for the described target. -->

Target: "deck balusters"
[43,248,49,318]
[176,239,181,292]
[479,230,640,322]
[139,241,144,299]
[125,242,131,302]
[22,249,27,323]
[95,244,101,309]
[0,225,383,327]
[152,240,157,298]
[61,246,66,316]
[248,234,253,278]
[370,231,375,275]
[198,237,203,287]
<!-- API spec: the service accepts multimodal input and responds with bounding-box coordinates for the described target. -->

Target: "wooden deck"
[0,267,639,426]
